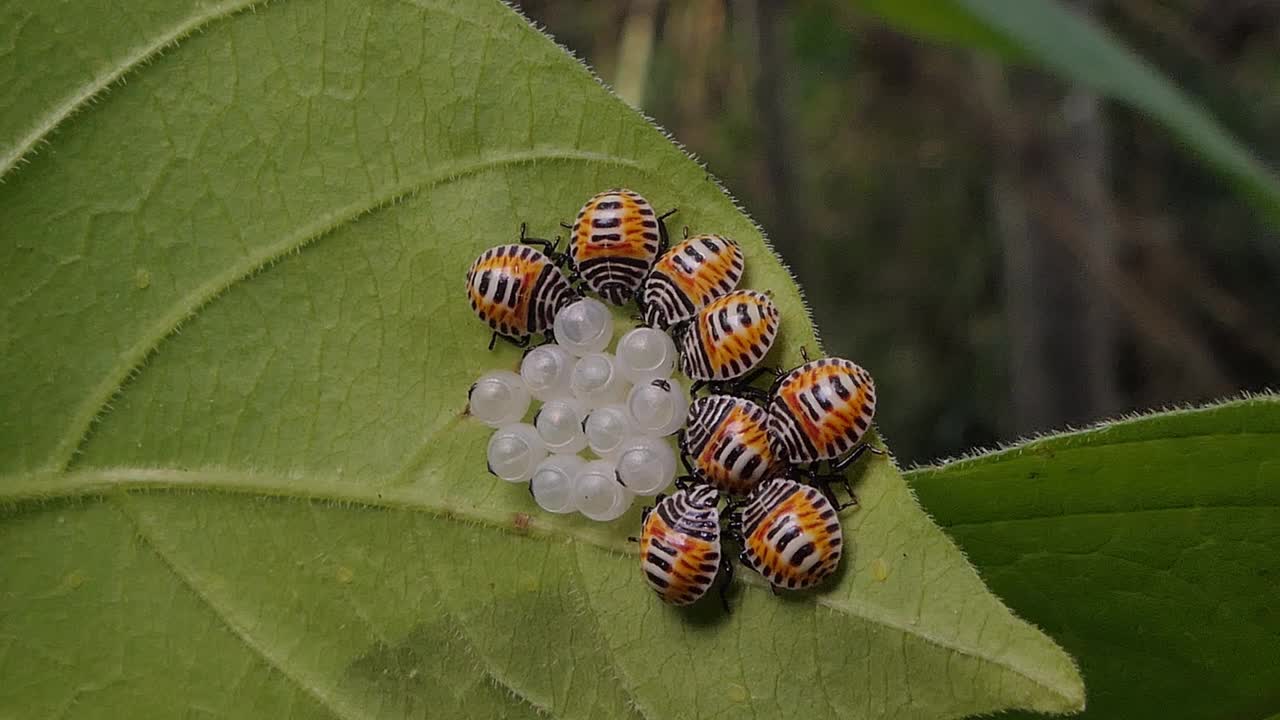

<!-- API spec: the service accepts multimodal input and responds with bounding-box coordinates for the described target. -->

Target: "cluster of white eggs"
[469,298,688,522]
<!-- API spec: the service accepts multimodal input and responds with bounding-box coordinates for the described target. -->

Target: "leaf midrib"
[2,465,1083,707]
[112,495,357,720]
[115,491,577,720]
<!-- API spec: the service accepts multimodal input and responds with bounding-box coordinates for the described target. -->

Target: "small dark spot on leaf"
[513,512,532,531]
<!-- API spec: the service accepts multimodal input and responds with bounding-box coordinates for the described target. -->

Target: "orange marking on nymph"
[696,298,773,375]
[466,253,546,332]
[748,490,842,585]
[778,364,873,454]
[573,193,656,261]
[697,403,776,493]
[641,511,716,603]
[667,247,736,302]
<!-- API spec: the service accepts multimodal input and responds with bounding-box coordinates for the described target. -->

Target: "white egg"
[574,460,633,522]
[519,344,575,401]
[615,327,677,384]
[614,436,678,496]
[468,371,531,428]
[486,423,546,483]
[553,297,614,356]
[570,352,629,406]
[626,377,689,437]
[534,398,589,454]
[583,404,635,460]
[530,454,586,514]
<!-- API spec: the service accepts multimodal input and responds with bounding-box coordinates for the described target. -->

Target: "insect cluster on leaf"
[464,188,881,609]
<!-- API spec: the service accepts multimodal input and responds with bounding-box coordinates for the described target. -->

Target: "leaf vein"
[0,0,268,180]
[5,465,1084,706]
[110,494,359,720]
[49,149,642,472]
[567,544,656,720]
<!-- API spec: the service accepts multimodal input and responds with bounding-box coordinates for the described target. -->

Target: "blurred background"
[515,0,1280,466]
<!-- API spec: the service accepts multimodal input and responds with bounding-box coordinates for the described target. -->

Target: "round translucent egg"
[583,404,635,460]
[486,423,546,483]
[530,454,585,514]
[534,398,588,454]
[575,460,633,522]
[468,371,531,428]
[553,298,613,356]
[519,344,575,401]
[615,436,678,496]
[615,327,677,384]
[570,352,628,406]
[626,378,689,437]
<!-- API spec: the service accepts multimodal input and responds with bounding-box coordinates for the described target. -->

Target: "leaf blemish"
[51,570,88,596]
[512,511,532,531]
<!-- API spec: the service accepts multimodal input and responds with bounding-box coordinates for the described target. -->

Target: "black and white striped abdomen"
[768,358,876,463]
[662,497,720,541]
[737,479,843,590]
[642,235,744,328]
[683,395,777,495]
[738,477,795,537]
[681,395,737,457]
[679,290,780,381]
[466,244,573,340]
[639,485,723,606]
[528,263,577,333]
[641,272,696,329]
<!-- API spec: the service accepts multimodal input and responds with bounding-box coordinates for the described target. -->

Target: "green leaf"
[857,0,1280,227]
[908,395,1280,720]
[0,1,1081,718]
[855,0,1025,58]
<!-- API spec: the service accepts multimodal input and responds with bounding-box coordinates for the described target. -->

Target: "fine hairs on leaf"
[1,2,1080,719]
[915,388,1280,472]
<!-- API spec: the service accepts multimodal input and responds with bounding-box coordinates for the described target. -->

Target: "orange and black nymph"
[678,289,779,387]
[768,357,877,469]
[641,234,744,329]
[569,188,671,305]
[465,243,577,349]
[731,478,843,591]
[638,484,726,606]
[680,395,780,496]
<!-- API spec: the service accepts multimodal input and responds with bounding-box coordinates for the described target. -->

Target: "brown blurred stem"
[976,0,1125,434]
[975,0,1238,435]
[1119,202,1280,376]
[614,0,662,108]
[741,0,800,250]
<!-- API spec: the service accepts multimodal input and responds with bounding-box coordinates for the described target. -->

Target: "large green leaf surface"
[909,395,1280,720]
[0,1,1081,718]
[858,0,1280,227]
